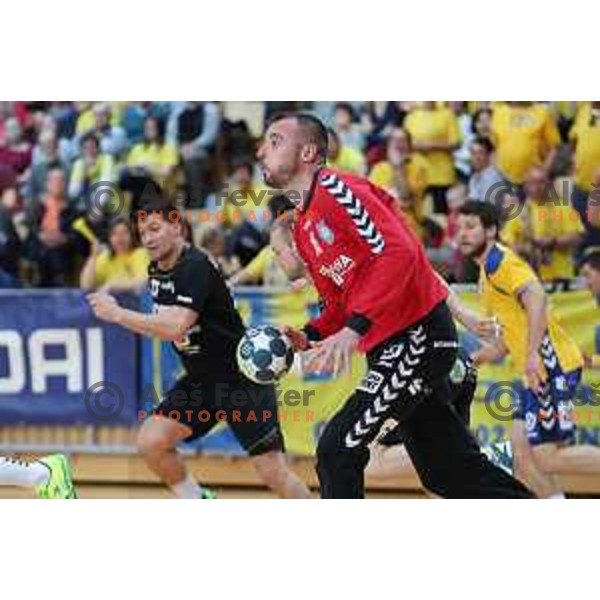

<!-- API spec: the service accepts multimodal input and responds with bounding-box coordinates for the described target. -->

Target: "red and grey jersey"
[294,168,447,354]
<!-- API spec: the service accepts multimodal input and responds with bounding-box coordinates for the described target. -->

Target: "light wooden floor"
[1,452,598,498]
[0,453,425,499]
[0,485,422,499]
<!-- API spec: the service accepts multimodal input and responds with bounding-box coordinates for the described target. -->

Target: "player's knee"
[253,453,290,491]
[531,445,560,475]
[137,422,171,457]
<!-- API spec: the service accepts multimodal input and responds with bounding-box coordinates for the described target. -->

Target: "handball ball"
[236,326,295,385]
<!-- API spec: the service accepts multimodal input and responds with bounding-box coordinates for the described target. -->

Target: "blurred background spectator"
[68,133,116,204]
[80,217,149,292]
[167,101,220,206]
[404,101,460,213]
[468,137,503,202]
[0,100,596,290]
[196,224,241,278]
[0,187,22,287]
[491,101,560,191]
[502,166,584,283]
[327,128,366,175]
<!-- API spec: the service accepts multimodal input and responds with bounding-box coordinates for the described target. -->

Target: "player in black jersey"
[88,198,310,499]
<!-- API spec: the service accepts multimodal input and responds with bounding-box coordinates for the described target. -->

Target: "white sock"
[0,457,50,487]
[171,474,202,499]
[548,492,566,499]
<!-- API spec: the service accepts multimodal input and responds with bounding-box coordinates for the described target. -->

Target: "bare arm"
[519,281,548,359]
[518,281,548,390]
[471,338,508,367]
[435,272,499,337]
[80,254,99,291]
[554,231,583,250]
[87,292,197,342]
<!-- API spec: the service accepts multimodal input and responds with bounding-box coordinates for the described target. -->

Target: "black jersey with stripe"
[148,245,246,383]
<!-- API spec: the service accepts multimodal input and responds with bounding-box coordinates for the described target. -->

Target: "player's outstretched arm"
[87,292,197,342]
[436,272,500,338]
[471,339,508,367]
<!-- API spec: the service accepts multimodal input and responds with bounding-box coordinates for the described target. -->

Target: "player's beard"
[470,238,488,260]
[262,157,299,190]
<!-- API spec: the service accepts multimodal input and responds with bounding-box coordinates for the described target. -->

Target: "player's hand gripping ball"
[236,326,295,385]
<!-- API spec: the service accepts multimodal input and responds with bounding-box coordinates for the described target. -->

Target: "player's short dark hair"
[471,135,495,154]
[459,200,501,234]
[134,195,182,227]
[582,248,600,272]
[267,112,329,161]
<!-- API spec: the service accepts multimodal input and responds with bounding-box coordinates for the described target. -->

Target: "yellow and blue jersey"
[479,243,583,380]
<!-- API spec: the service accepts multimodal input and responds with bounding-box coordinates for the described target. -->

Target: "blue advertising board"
[0,290,139,425]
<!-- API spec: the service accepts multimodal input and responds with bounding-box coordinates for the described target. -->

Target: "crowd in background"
[1,100,599,292]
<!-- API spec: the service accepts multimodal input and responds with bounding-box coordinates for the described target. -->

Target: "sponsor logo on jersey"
[161,281,175,294]
[319,254,355,286]
[150,278,175,297]
[316,219,334,245]
[449,357,467,384]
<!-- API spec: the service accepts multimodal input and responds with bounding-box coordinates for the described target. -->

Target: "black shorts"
[377,347,478,447]
[154,376,284,456]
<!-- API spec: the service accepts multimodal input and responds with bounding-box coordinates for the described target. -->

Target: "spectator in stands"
[28,127,70,209]
[333,102,364,151]
[491,101,560,190]
[167,101,220,206]
[74,102,96,137]
[196,224,240,278]
[217,160,269,228]
[404,101,461,213]
[582,248,600,298]
[92,103,128,159]
[449,101,474,181]
[80,217,149,292]
[0,117,32,184]
[228,218,293,288]
[369,127,428,221]
[126,116,179,191]
[442,183,468,281]
[502,166,584,283]
[570,102,600,251]
[588,168,600,230]
[0,186,22,287]
[119,102,147,146]
[364,101,409,148]
[68,133,115,204]
[26,168,85,286]
[472,108,493,143]
[327,128,365,175]
[468,137,503,203]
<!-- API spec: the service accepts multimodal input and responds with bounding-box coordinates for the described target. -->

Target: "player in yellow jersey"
[456,201,600,498]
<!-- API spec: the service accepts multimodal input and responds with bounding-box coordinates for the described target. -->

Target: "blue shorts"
[514,369,581,446]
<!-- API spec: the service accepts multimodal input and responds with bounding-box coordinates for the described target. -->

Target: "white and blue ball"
[236,326,295,385]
